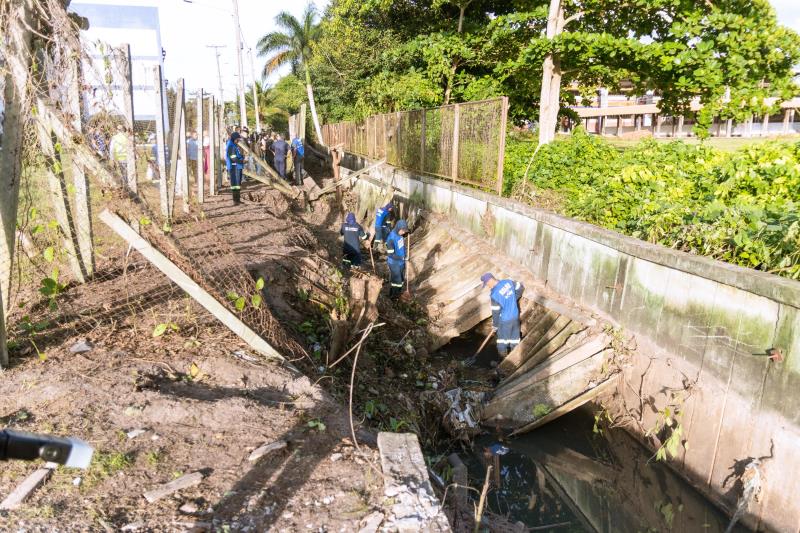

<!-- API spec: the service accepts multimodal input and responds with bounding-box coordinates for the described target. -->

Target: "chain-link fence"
[321,97,509,193]
[0,0,304,368]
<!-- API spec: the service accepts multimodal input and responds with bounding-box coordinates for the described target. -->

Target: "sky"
[71,0,800,103]
[72,0,329,101]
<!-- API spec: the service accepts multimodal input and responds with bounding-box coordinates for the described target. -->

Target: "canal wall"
[342,153,800,532]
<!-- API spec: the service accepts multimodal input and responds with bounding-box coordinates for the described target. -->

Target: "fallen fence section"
[99,209,286,363]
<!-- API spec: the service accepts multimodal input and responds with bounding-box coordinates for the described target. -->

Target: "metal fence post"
[450,104,461,183]
[496,96,509,195]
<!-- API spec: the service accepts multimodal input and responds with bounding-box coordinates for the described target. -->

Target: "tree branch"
[561,10,584,30]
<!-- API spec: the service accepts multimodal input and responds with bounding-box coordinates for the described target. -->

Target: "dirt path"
[0,179,389,531]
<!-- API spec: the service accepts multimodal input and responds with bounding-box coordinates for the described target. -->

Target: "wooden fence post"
[154,65,169,218]
[420,110,426,174]
[450,104,461,184]
[208,95,217,196]
[118,44,137,193]
[67,57,95,278]
[196,90,204,204]
[496,96,509,195]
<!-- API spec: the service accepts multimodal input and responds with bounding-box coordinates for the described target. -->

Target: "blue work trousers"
[275,157,286,179]
[388,260,405,298]
[496,319,521,357]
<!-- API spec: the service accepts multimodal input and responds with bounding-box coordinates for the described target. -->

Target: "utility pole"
[231,0,247,129]
[206,45,225,103]
[248,47,261,132]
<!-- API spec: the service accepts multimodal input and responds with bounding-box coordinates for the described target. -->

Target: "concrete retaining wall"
[343,153,800,532]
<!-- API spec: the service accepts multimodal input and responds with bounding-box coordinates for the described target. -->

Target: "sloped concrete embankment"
[341,154,800,532]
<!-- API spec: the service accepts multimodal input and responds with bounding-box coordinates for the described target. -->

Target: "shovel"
[463,328,496,367]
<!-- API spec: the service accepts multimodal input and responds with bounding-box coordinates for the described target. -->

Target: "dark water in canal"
[436,332,749,533]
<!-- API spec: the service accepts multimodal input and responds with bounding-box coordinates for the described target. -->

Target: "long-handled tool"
[400,231,413,302]
[463,328,496,367]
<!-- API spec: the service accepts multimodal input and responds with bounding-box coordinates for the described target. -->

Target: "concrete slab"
[377,432,451,532]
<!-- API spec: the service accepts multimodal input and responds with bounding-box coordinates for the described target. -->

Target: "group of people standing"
[223,125,305,205]
[339,201,524,362]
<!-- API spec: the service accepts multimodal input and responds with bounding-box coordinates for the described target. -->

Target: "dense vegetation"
[505,131,800,278]
[255,0,800,132]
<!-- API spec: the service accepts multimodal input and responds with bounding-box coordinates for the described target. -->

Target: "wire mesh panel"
[322,97,508,192]
[457,98,505,189]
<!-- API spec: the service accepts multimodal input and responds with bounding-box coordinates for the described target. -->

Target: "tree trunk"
[305,67,325,145]
[538,0,564,146]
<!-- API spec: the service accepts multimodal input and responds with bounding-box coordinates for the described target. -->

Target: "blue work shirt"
[491,279,524,324]
[272,139,289,161]
[187,138,198,161]
[375,206,391,230]
[226,139,243,170]
[340,221,367,250]
[385,230,406,266]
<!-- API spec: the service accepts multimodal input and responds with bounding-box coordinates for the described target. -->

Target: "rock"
[322,496,333,505]
[126,428,146,439]
[123,406,143,417]
[329,453,343,462]
[180,502,199,514]
[69,340,93,354]
[120,523,144,531]
[72,477,82,486]
[249,440,288,462]
[357,512,384,533]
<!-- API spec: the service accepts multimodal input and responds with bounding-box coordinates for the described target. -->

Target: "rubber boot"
[232,188,241,205]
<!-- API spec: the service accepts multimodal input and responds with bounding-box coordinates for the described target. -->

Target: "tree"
[522,0,800,145]
[257,6,325,144]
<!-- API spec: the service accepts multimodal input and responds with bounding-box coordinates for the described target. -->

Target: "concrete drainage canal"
[246,180,750,533]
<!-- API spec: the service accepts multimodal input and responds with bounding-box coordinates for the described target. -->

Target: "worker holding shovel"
[340,212,370,271]
[385,220,409,300]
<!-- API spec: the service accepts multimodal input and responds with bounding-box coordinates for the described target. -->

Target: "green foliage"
[532,403,552,418]
[307,418,326,432]
[152,322,179,338]
[507,130,800,278]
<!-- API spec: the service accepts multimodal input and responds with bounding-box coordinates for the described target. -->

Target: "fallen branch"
[349,322,375,453]
[473,465,493,533]
[329,322,383,368]
[311,159,386,200]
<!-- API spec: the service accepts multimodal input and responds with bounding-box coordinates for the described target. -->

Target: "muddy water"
[435,333,748,533]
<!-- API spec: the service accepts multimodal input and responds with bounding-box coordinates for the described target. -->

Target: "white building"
[70,2,165,123]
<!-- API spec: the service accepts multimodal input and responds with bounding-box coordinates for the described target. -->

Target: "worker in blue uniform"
[481,273,524,359]
[340,212,370,270]
[225,132,245,205]
[373,202,394,249]
[385,220,409,299]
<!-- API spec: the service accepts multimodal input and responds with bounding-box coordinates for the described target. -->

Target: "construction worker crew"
[340,212,369,270]
[385,220,409,299]
[374,202,394,247]
[226,131,245,205]
[481,273,524,359]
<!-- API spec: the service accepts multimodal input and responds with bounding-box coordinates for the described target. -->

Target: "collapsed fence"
[0,0,309,369]
[321,97,509,194]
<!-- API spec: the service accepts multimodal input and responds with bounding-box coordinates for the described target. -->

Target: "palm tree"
[257,6,324,144]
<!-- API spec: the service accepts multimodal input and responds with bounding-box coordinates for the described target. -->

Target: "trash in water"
[443,387,486,433]
[487,443,510,456]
